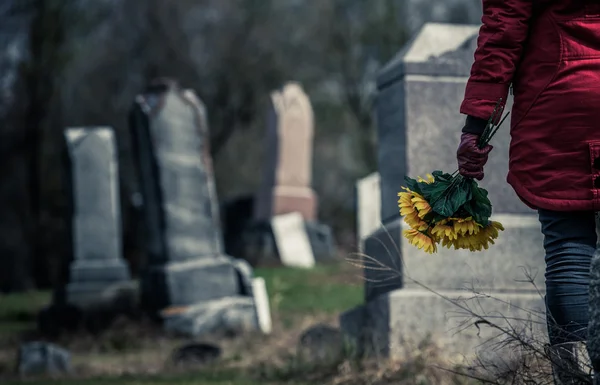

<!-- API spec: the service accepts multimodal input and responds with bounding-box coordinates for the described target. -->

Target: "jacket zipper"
[510,84,514,96]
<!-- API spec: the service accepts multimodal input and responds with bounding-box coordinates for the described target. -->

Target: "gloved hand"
[457,132,493,181]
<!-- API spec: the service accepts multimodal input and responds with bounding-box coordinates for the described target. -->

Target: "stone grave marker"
[356,172,381,249]
[341,23,546,361]
[129,78,271,337]
[271,212,316,269]
[254,82,318,222]
[57,127,131,310]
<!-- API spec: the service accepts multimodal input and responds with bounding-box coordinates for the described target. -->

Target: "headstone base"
[63,280,137,311]
[272,185,318,221]
[141,256,241,314]
[235,219,336,266]
[340,289,546,364]
[68,259,130,282]
[162,277,272,337]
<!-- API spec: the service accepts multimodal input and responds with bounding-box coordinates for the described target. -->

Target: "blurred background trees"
[0,0,481,292]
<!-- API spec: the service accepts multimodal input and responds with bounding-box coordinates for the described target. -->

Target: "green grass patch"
[254,264,362,315]
[0,290,51,336]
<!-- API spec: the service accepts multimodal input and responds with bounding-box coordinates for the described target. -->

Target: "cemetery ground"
[0,262,479,385]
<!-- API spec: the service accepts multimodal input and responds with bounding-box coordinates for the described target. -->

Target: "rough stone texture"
[297,324,346,366]
[356,172,381,250]
[130,79,243,314]
[376,23,525,225]
[401,214,545,291]
[341,289,546,363]
[162,296,259,337]
[254,82,318,222]
[587,213,600,374]
[363,219,403,302]
[59,127,131,310]
[271,212,315,268]
[129,79,223,265]
[18,342,71,376]
[304,221,336,261]
[231,258,254,296]
[141,257,240,311]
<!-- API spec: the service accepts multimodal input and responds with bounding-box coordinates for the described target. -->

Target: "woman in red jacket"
[456,1,600,383]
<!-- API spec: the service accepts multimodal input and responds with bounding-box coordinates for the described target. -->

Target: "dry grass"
[0,263,480,385]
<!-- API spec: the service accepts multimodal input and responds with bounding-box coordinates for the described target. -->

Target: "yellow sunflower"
[398,192,415,216]
[451,217,482,236]
[404,211,429,231]
[398,191,429,231]
[430,220,458,241]
[476,221,504,243]
[403,229,437,254]
[417,174,435,184]
[411,193,432,219]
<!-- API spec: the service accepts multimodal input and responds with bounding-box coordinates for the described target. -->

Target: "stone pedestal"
[130,78,270,336]
[58,127,132,310]
[272,185,318,222]
[341,289,546,363]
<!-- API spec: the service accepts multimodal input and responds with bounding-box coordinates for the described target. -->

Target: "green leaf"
[463,200,490,226]
[462,181,493,225]
[419,179,452,201]
[403,176,422,195]
[432,170,454,182]
[428,179,471,217]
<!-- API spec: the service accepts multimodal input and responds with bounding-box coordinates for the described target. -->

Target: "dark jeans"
[539,209,596,345]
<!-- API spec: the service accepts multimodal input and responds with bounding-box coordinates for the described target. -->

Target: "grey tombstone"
[58,127,131,309]
[130,79,239,313]
[129,79,271,337]
[18,342,71,376]
[356,172,381,250]
[271,212,316,269]
[341,23,546,361]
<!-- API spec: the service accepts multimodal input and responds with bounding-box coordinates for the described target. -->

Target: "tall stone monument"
[341,23,546,362]
[56,127,132,309]
[254,82,317,221]
[129,78,271,336]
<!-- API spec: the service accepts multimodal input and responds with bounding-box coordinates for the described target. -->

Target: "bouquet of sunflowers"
[399,100,508,254]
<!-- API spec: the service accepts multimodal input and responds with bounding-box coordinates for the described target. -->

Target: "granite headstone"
[58,127,131,310]
[130,79,271,337]
[254,82,318,221]
[129,79,240,313]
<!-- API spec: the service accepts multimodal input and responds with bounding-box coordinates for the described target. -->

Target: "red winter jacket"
[461,1,600,212]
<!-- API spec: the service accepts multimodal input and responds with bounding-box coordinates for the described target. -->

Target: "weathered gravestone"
[340,23,546,362]
[356,172,381,251]
[271,212,315,269]
[54,127,132,310]
[129,79,271,336]
[255,82,317,222]
[250,82,335,264]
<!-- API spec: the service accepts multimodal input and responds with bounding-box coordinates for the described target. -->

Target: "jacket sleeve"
[460,0,533,120]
